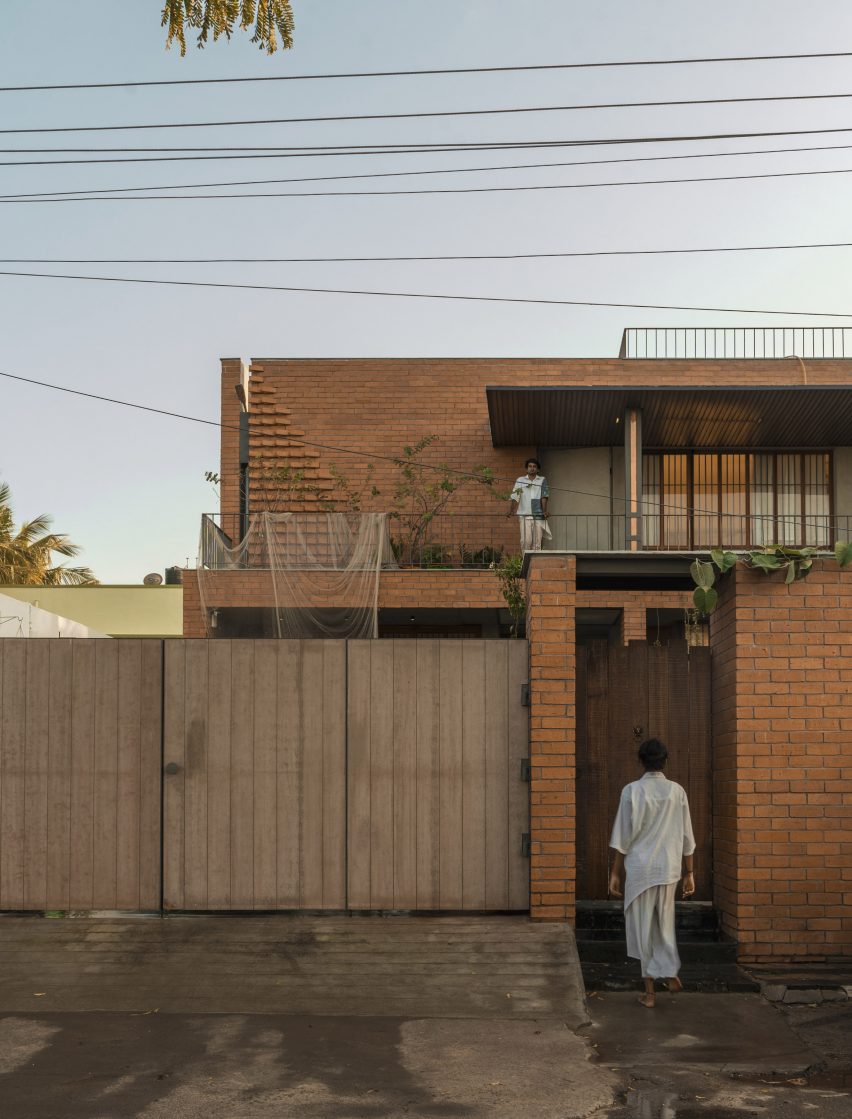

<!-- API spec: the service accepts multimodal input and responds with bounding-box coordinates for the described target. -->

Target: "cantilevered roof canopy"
[486,385,852,448]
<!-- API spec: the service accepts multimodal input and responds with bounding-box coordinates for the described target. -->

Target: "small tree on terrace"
[390,436,498,564]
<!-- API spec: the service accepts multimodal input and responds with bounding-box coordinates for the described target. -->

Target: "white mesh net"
[198,511,396,638]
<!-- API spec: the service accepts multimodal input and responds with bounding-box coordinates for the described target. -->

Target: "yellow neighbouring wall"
[0,585,183,637]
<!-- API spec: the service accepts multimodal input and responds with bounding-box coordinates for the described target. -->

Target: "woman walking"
[608,738,696,1008]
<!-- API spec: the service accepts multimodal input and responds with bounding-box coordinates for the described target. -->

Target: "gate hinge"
[520,682,530,707]
[521,833,531,858]
[520,758,531,782]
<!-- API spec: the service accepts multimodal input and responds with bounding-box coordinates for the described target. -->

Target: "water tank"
[165,566,184,585]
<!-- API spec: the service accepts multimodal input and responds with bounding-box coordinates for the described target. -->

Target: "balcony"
[200,512,846,570]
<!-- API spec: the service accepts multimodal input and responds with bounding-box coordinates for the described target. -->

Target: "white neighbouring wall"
[0,591,109,638]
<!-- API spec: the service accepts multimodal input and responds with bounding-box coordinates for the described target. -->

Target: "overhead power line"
[5,141,852,200]
[4,125,852,167]
[8,89,852,135]
[3,50,852,92]
[5,163,852,202]
[3,242,851,265]
[1,268,851,319]
[0,366,846,531]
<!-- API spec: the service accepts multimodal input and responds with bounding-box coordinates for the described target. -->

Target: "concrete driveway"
[0,916,848,1118]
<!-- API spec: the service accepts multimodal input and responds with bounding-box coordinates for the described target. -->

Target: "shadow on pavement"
[0,1013,470,1119]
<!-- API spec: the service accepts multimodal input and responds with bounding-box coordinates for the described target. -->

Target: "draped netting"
[198,511,396,638]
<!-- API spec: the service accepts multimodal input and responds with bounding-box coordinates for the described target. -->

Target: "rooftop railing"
[200,512,847,569]
[619,327,852,360]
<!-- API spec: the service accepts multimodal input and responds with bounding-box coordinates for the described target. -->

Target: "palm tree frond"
[0,480,96,587]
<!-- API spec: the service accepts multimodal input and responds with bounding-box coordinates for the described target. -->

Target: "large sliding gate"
[162,640,530,911]
[0,639,529,913]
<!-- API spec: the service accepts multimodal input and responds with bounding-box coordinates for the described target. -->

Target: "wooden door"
[576,641,712,900]
[163,640,347,910]
[347,640,529,911]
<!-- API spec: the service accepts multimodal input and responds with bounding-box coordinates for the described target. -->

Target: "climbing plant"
[690,543,852,615]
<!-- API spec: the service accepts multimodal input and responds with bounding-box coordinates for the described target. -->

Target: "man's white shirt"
[609,772,696,909]
[512,475,548,516]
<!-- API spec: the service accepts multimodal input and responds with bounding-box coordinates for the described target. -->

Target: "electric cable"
[0,268,851,318]
[5,162,852,202]
[9,88,852,135]
[4,50,852,92]
[7,140,852,200]
[5,125,852,167]
[2,241,851,264]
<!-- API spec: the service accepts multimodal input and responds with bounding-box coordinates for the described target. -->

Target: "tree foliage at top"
[0,482,97,586]
[162,0,295,55]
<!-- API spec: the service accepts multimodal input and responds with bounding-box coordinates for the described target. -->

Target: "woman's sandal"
[663,977,683,994]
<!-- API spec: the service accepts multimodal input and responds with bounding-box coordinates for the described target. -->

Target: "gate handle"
[164,762,181,775]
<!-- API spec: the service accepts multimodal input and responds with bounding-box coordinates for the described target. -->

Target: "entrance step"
[0,915,588,1022]
[575,902,758,993]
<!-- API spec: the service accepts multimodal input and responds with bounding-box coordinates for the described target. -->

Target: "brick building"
[187,327,852,968]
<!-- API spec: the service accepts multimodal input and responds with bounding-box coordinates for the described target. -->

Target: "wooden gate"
[347,640,529,911]
[0,639,162,911]
[163,639,529,911]
[576,641,712,901]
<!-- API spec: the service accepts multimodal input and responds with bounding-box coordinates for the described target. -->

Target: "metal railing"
[199,513,234,568]
[619,327,852,360]
[200,512,849,568]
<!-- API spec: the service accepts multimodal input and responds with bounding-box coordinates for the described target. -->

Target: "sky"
[1,1,852,583]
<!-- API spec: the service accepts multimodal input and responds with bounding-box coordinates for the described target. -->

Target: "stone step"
[576,936,737,965]
[580,960,759,993]
[576,900,720,934]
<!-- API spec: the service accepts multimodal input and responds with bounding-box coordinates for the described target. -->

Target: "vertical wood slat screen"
[0,639,162,911]
[644,451,831,549]
[347,640,529,911]
[1,638,527,913]
[575,641,712,901]
[163,640,347,910]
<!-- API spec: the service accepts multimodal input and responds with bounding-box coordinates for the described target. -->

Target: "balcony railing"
[619,326,852,360]
[200,513,848,569]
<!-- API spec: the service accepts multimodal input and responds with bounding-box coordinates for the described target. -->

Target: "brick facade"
[196,354,852,961]
[226,357,852,524]
[710,564,852,964]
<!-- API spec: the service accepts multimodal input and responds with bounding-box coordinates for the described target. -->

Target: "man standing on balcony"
[507,458,550,551]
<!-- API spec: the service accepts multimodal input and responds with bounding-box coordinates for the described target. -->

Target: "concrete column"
[623,407,643,551]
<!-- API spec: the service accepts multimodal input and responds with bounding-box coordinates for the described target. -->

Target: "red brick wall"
[229,358,852,520]
[711,564,852,964]
[185,567,693,641]
[219,358,245,542]
[182,568,504,636]
[710,570,740,937]
[575,590,693,644]
[525,555,576,920]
